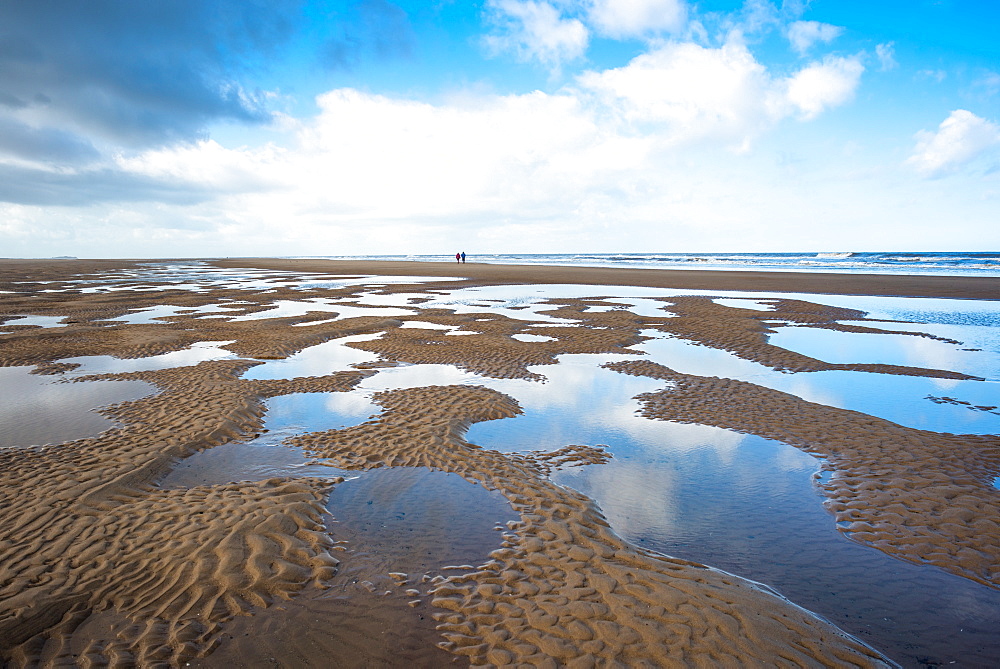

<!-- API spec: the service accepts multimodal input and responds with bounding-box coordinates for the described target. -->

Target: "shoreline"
[212,258,1000,300]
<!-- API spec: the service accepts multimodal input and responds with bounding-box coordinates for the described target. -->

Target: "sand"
[0,257,996,667]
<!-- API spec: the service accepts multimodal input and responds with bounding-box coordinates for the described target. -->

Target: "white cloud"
[787,20,843,55]
[578,42,863,142]
[121,41,868,216]
[10,37,878,256]
[876,42,897,71]
[576,41,779,146]
[484,0,589,71]
[907,109,1000,177]
[586,0,687,38]
[784,55,864,119]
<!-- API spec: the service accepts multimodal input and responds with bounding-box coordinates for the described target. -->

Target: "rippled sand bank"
[1,258,997,667]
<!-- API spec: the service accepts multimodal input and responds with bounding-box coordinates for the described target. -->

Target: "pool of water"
[108,303,241,324]
[57,341,238,376]
[551,429,1000,667]
[159,392,378,487]
[454,347,1000,667]
[769,325,1000,381]
[634,334,1000,434]
[0,366,156,448]
[0,315,68,331]
[325,467,516,577]
[243,334,382,380]
[228,299,416,322]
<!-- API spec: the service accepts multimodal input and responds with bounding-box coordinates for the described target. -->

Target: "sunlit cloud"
[875,42,897,71]
[786,20,844,55]
[483,0,590,72]
[907,109,1000,177]
[586,0,688,38]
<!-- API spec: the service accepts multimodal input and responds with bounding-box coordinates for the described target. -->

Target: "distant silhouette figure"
[461,251,466,264]
[455,252,461,263]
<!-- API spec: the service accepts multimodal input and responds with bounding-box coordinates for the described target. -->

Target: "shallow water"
[159,391,378,487]
[325,467,516,577]
[0,314,67,331]
[59,341,238,376]
[242,333,382,380]
[228,298,415,322]
[769,325,1000,381]
[0,367,155,448]
[188,467,514,669]
[108,303,240,324]
[455,349,1000,666]
[634,333,1000,434]
[552,429,1000,667]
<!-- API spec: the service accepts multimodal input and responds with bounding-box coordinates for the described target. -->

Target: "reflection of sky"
[633,334,1000,434]
[229,299,415,322]
[511,334,555,342]
[59,341,238,375]
[108,303,239,324]
[554,432,813,548]
[0,366,154,448]
[349,291,439,306]
[465,354,664,452]
[263,392,378,433]
[243,334,381,380]
[158,391,377,487]
[769,326,1000,381]
[552,431,1000,666]
[398,321,458,330]
[0,315,67,331]
[712,298,777,311]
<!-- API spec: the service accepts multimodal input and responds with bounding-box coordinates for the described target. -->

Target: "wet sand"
[0,258,997,667]
[213,257,1000,300]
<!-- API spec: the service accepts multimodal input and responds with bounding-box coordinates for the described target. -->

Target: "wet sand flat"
[213,257,1000,300]
[1,258,998,667]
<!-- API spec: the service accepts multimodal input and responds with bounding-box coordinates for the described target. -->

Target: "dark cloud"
[0,0,302,146]
[0,1,416,206]
[0,118,100,164]
[0,163,217,207]
[0,91,28,109]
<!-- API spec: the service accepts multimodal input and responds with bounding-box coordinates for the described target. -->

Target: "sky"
[1,0,998,258]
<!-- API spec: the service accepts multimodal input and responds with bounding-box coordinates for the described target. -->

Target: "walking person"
[455,252,461,263]
[460,251,466,264]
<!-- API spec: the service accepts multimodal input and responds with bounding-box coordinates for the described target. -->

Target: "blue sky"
[1,0,998,257]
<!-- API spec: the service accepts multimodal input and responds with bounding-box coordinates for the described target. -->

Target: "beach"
[1,258,998,667]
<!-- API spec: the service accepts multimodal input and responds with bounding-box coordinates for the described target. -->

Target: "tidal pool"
[456,353,1000,667]
[0,315,68,331]
[0,366,155,448]
[57,341,238,376]
[633,333,1000,434]
[769,324,1000,381]
[243,333,382,380]
[159,391,378,488]
[326,467,516,577]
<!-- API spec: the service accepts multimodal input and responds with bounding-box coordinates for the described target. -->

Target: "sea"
[298,252,1000,277]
